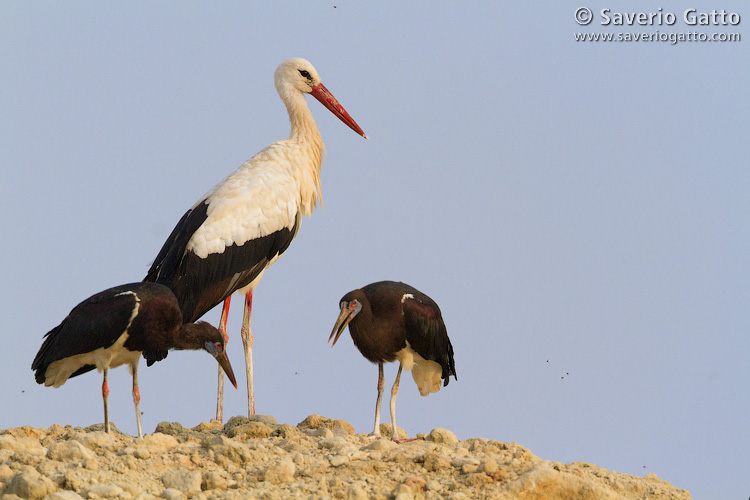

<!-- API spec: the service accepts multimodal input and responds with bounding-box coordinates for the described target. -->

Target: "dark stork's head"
[195,323,238,389]
[328,294,364,347]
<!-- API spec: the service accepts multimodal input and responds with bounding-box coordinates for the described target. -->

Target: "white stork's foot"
[366,432,382,440]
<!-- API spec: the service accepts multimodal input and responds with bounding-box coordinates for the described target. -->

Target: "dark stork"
[329,281,457,441]
[31,282,237,438]
[144,58,366,419]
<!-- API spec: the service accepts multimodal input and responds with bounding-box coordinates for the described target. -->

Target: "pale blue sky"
[2,2,747,499]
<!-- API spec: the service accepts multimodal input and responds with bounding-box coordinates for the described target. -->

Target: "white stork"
[144,58,366,419]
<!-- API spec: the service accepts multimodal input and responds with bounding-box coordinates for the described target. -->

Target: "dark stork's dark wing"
[31,285,139,384]
[401,291,457,386]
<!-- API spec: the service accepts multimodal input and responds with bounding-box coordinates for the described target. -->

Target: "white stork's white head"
[274,58,367,139]
[274,58,322,95]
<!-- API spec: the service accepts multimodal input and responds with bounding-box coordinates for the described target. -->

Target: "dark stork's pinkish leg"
[132,362,143,438]
[240,290,255,416]
[216,296,232,422]
[389,364,403,441]
[102,368,110,434]
[369,362,385,438]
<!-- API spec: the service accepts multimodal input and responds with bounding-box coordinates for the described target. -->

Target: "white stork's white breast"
[187,146,309,259]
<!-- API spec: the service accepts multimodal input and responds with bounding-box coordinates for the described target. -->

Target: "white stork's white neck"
[278,86,325,212]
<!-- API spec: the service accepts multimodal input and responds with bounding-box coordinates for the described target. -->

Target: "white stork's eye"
[299,69,311,79]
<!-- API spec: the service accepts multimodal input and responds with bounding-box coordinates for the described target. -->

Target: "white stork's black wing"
[144,199,300,324]
[31,285,139,384]
[402,292,457,385]
[143,200,210,315]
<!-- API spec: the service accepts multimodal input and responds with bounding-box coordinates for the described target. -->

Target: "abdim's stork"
[144,58,367,418]
[31,282,237,438]
[329,281,457,441]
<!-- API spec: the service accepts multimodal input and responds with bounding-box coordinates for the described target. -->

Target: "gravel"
[0,414,692,499]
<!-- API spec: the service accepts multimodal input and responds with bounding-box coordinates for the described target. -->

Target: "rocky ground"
[0,414,691,500]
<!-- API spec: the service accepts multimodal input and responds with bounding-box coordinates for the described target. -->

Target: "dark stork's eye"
[350,300,358,309]
[215,342,223,353]
[299,69,311,79]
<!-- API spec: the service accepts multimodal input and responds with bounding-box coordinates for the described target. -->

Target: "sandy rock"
[1,426,48,440]
[319,436,349,451]
[448,493,469,500]
[504,466,625,499]
[425,479,442,491]
[191,420,223,433]
[451,456,480,469]
[201,470,229,491]
[47,440,95,462]
[363,439,398,451]
[11,447,47,466]
[297,415,355,435]
[160,488,185,500]
[392,483,414,500]
[86,484,125,499]
[140,433,178,452]
[423,451,452,472]
[303,427,333,438]
[63,469,93,491]
[271,424,300,438]
[0,436,41,452]
[221,416,249,433]
[225,422,272,439]
[328,455,348,467]
[72,431,117,451]
[5,468,57,500]
[479,459,499,473]
[264,459,296,485]
[346,483,369,500]
[249,415,278,426]
[207,437,257,465]
[132,448,151,459]
[134,495,158,500]
[0,463,14,481]
[160,470,202,497]
[402,476,427,492]
[44,491,86,500]
[377,423,408,440]
[427,428,458,444]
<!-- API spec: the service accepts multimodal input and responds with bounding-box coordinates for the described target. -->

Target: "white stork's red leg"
[102,368,110,434]
[369,362,385,438]
[389,364,403,441]
[132,363,143,438]
[215,296,232,422]
[240,290,255,416]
